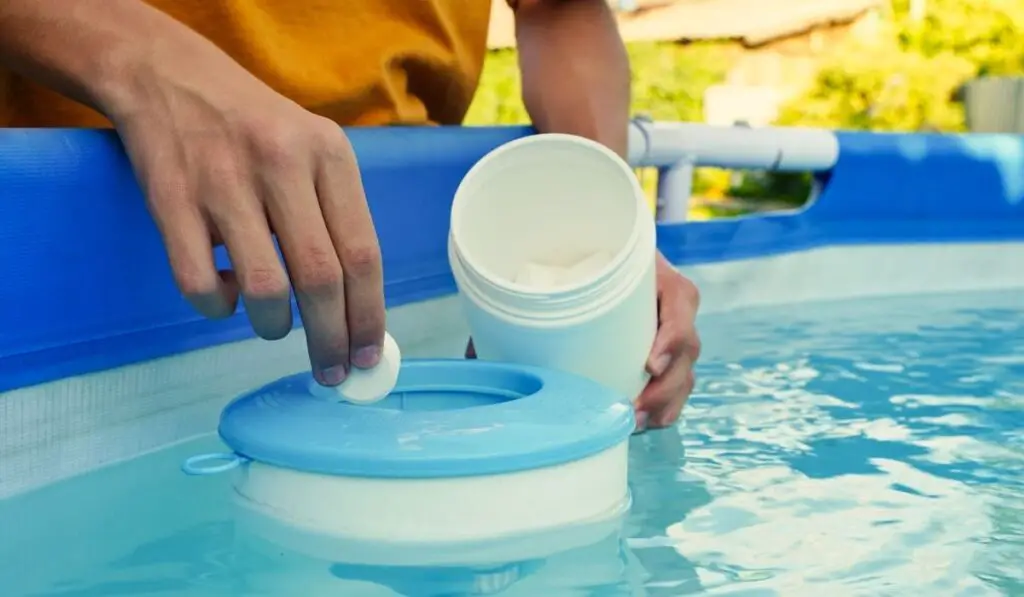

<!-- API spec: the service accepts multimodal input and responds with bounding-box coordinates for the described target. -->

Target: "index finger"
[314,129,386,370]
[260,167,350,386]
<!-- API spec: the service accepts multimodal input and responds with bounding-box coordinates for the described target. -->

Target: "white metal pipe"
[627,119,839,171]
[656,160,694,224]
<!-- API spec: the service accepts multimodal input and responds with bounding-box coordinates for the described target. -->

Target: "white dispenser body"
[230,440,629,551]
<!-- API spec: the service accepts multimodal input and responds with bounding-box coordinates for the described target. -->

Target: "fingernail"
[318,365,348,386]
[634,411,649,433]
[650,354,671,377]
[352,346,382,369]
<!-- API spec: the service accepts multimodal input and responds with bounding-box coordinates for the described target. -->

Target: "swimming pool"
[2,126,1024,596]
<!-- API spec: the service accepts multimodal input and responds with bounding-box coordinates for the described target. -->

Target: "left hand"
[635,254,701,431]
[464,254,701,431]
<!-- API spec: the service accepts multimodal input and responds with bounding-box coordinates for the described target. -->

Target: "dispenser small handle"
[181,452,248,476]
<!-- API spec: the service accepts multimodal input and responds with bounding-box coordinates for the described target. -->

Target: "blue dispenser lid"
[217,359,635,479]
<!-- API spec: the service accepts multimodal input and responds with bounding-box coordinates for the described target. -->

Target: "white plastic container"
[449,133,658,400]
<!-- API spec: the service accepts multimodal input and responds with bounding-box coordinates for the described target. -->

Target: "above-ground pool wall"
[662,131,1024,266]
[1,126,1023,498]
[0,126,530,393]
[674,131,1024,314]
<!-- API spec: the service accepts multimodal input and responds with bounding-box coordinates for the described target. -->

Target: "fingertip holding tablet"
[309,332,402,405]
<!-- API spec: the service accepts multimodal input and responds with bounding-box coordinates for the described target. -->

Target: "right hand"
[106,39,385,386]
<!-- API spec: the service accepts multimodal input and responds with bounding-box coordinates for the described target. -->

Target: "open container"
[181,359,635,547]
[448,134,658,401]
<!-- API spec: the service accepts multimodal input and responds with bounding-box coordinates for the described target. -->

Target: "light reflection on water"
[2,290,1023,596]
[650,290,1024,596]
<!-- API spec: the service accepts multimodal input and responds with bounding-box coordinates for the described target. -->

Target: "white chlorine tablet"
[513,251,613,290]
[308,332,402,405]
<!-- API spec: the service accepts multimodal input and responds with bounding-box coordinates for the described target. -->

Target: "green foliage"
[463,50,527,126]
[781,0,1024,133]
[729,171,813,206]
[776,41,975,132]
[893,0,1024,76]
[626,42,735,122]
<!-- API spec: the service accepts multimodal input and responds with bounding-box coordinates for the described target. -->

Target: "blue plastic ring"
[181,452,246,476]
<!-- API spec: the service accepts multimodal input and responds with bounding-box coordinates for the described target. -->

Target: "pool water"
[3,289,1024,596]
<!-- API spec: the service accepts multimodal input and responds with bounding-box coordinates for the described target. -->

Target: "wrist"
[90,29,199,125]
[87,38,157,122]
[0,0,210,124]
[84,9,231,125]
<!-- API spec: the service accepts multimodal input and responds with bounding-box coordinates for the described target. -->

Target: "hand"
[635,254,701,431]
[465,254,700,430]
[108,35,385,386]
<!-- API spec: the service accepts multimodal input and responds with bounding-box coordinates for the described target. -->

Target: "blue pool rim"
[212,359,635,479]
[1,126,1024,392]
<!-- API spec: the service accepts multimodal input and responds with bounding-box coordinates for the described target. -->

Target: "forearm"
[0,0,232,120]
[512,0,631,158]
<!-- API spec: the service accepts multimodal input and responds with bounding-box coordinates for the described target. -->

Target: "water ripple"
[628,289,1024,595]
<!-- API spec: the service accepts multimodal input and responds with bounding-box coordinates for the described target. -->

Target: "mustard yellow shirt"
[0,0,492,128]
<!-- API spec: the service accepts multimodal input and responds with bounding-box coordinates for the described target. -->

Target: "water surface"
[3,290,1023,596]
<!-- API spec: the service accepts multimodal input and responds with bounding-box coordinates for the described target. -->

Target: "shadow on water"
[625,426,711,596]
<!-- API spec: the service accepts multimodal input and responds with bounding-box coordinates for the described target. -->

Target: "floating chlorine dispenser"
[182,357,635,546]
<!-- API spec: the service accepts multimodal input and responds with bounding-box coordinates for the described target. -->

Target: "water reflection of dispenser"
[233,501,633,596]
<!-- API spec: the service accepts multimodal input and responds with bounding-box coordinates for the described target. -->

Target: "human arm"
[508,0,631,159]
[0,0,386,385]
[509,0,702,429]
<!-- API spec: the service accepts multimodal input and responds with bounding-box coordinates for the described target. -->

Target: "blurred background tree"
[895,0,1024,76]
[775,44,974,132]
[779,0,1024,132]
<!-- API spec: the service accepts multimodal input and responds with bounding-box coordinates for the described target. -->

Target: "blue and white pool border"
[1,124,1023,499]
